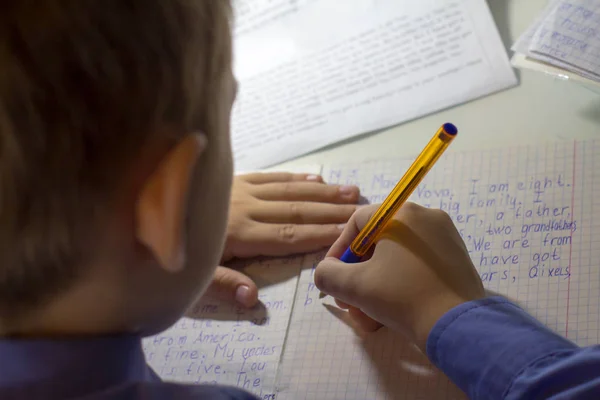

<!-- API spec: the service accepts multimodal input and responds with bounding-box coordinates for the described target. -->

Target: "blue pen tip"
[443,123,458,136]
[340,248,362,264]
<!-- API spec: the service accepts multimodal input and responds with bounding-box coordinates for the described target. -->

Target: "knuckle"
[278,224,297,244]
[358,204,379,218]
[324,224,342,239]
[213,270,231,291]
[394,202,419,221]
[329,185,343,199]
[402,201,421,213]
[433,208,453,223]
[288,202,303,223]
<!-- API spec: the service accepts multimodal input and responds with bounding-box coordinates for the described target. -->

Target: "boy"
[0,1,362,398]
[1,1,599,399]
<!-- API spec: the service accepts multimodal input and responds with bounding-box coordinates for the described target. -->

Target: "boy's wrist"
[411,294,472,353]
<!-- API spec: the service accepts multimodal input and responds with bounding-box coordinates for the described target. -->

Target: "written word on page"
[142,255,302,399]
[330,167,576,289]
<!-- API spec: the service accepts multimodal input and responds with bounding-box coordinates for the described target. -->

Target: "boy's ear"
[135,133,207,273]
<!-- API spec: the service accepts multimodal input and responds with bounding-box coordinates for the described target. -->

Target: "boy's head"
[0,0,236,336]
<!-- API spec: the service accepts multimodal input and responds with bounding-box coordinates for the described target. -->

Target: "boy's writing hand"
[203,172,360,308]
[314,203,485,351]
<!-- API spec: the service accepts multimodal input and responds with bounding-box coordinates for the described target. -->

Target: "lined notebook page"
[142,256,304,398]
[142,165,323,398]
[276,140,599,399]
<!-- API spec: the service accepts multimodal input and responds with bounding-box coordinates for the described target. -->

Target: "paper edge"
[511,53,600,91]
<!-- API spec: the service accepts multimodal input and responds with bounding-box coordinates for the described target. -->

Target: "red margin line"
[565,141,577,338]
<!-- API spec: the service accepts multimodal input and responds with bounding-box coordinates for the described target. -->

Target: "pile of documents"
[512,0,600,89]
[231,0,517,170]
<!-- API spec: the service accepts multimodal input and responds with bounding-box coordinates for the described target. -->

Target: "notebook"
[144,139,599,399]
[512,0,600,91]
[231,0,517,170]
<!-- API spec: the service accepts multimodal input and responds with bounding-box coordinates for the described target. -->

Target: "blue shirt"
[0,296,598,399]
[0,334,258,400]
[427,296,600,399]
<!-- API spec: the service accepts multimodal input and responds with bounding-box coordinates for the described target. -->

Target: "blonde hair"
[0,0,232,321]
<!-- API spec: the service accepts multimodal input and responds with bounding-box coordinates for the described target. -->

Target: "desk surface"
[274,0,600,170]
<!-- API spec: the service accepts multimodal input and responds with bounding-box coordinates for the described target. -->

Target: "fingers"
[314,256,366,306]
[317,255,382,334]
[335,299,351,309]
[326,204,380,258]
[348,306,383,333]
[250,201,357,224]
[237,223,344,257]
[253,182,359,204]
[203,266,259,308]
[241,172,323,184]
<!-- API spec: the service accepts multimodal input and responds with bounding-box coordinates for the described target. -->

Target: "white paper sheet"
[512,0,600,82]
[231,0,517,170]
[142,256,303,398]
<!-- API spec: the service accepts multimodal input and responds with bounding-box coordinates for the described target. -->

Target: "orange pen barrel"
[349,123,457,257]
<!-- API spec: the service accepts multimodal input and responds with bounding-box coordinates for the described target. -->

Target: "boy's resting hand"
[315,202,485,351]
[202,172,360,308]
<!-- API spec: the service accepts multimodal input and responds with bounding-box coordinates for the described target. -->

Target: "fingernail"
[235,285,252,307]
[306,175,321,181]
[339,185,357,196]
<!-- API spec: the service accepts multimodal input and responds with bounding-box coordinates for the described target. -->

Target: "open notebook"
[511,0,600,92]
[143,139,599,399]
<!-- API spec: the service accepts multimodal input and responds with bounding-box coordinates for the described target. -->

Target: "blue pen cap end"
[443,123,458,136]
[340,248,362,264]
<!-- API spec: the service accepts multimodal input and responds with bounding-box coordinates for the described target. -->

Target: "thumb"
[203,266,259,308]
[314,257,365,307]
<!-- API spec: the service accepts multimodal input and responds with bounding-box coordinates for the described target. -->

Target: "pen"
[319,123,457,299]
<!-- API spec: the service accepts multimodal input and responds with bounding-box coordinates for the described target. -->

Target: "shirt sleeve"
[426,296,600,399]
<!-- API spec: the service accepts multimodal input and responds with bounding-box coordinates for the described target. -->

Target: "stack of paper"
[512,0,600,89]
[231,0,517,171]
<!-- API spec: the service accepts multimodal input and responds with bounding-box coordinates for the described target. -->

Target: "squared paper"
[145,140,600,399]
